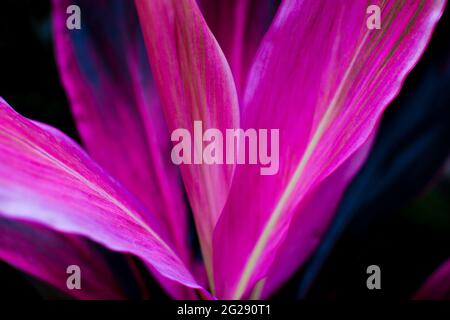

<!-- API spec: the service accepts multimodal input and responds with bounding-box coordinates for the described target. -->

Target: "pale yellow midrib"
[232,31,370,300]
[2,130,179,260]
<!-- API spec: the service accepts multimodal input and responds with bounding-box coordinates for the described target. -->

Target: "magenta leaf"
[52,0,191,266]
[414,258,450,300]
[199,0,277,96]
[0,98,205,294]
[0,217,125,299]
[213,0,446,299]
[135,0,240,292]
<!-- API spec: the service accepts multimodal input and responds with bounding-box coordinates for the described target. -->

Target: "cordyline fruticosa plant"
[0,0,448,300]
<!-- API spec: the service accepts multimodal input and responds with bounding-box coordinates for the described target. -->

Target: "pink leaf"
[0,98,205,294]
[199,0,277,95]
[414,258,450,300]
[213,0,446,299]
[52,0,190,265]
[135,0,240,291]
[0,218,125,299]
